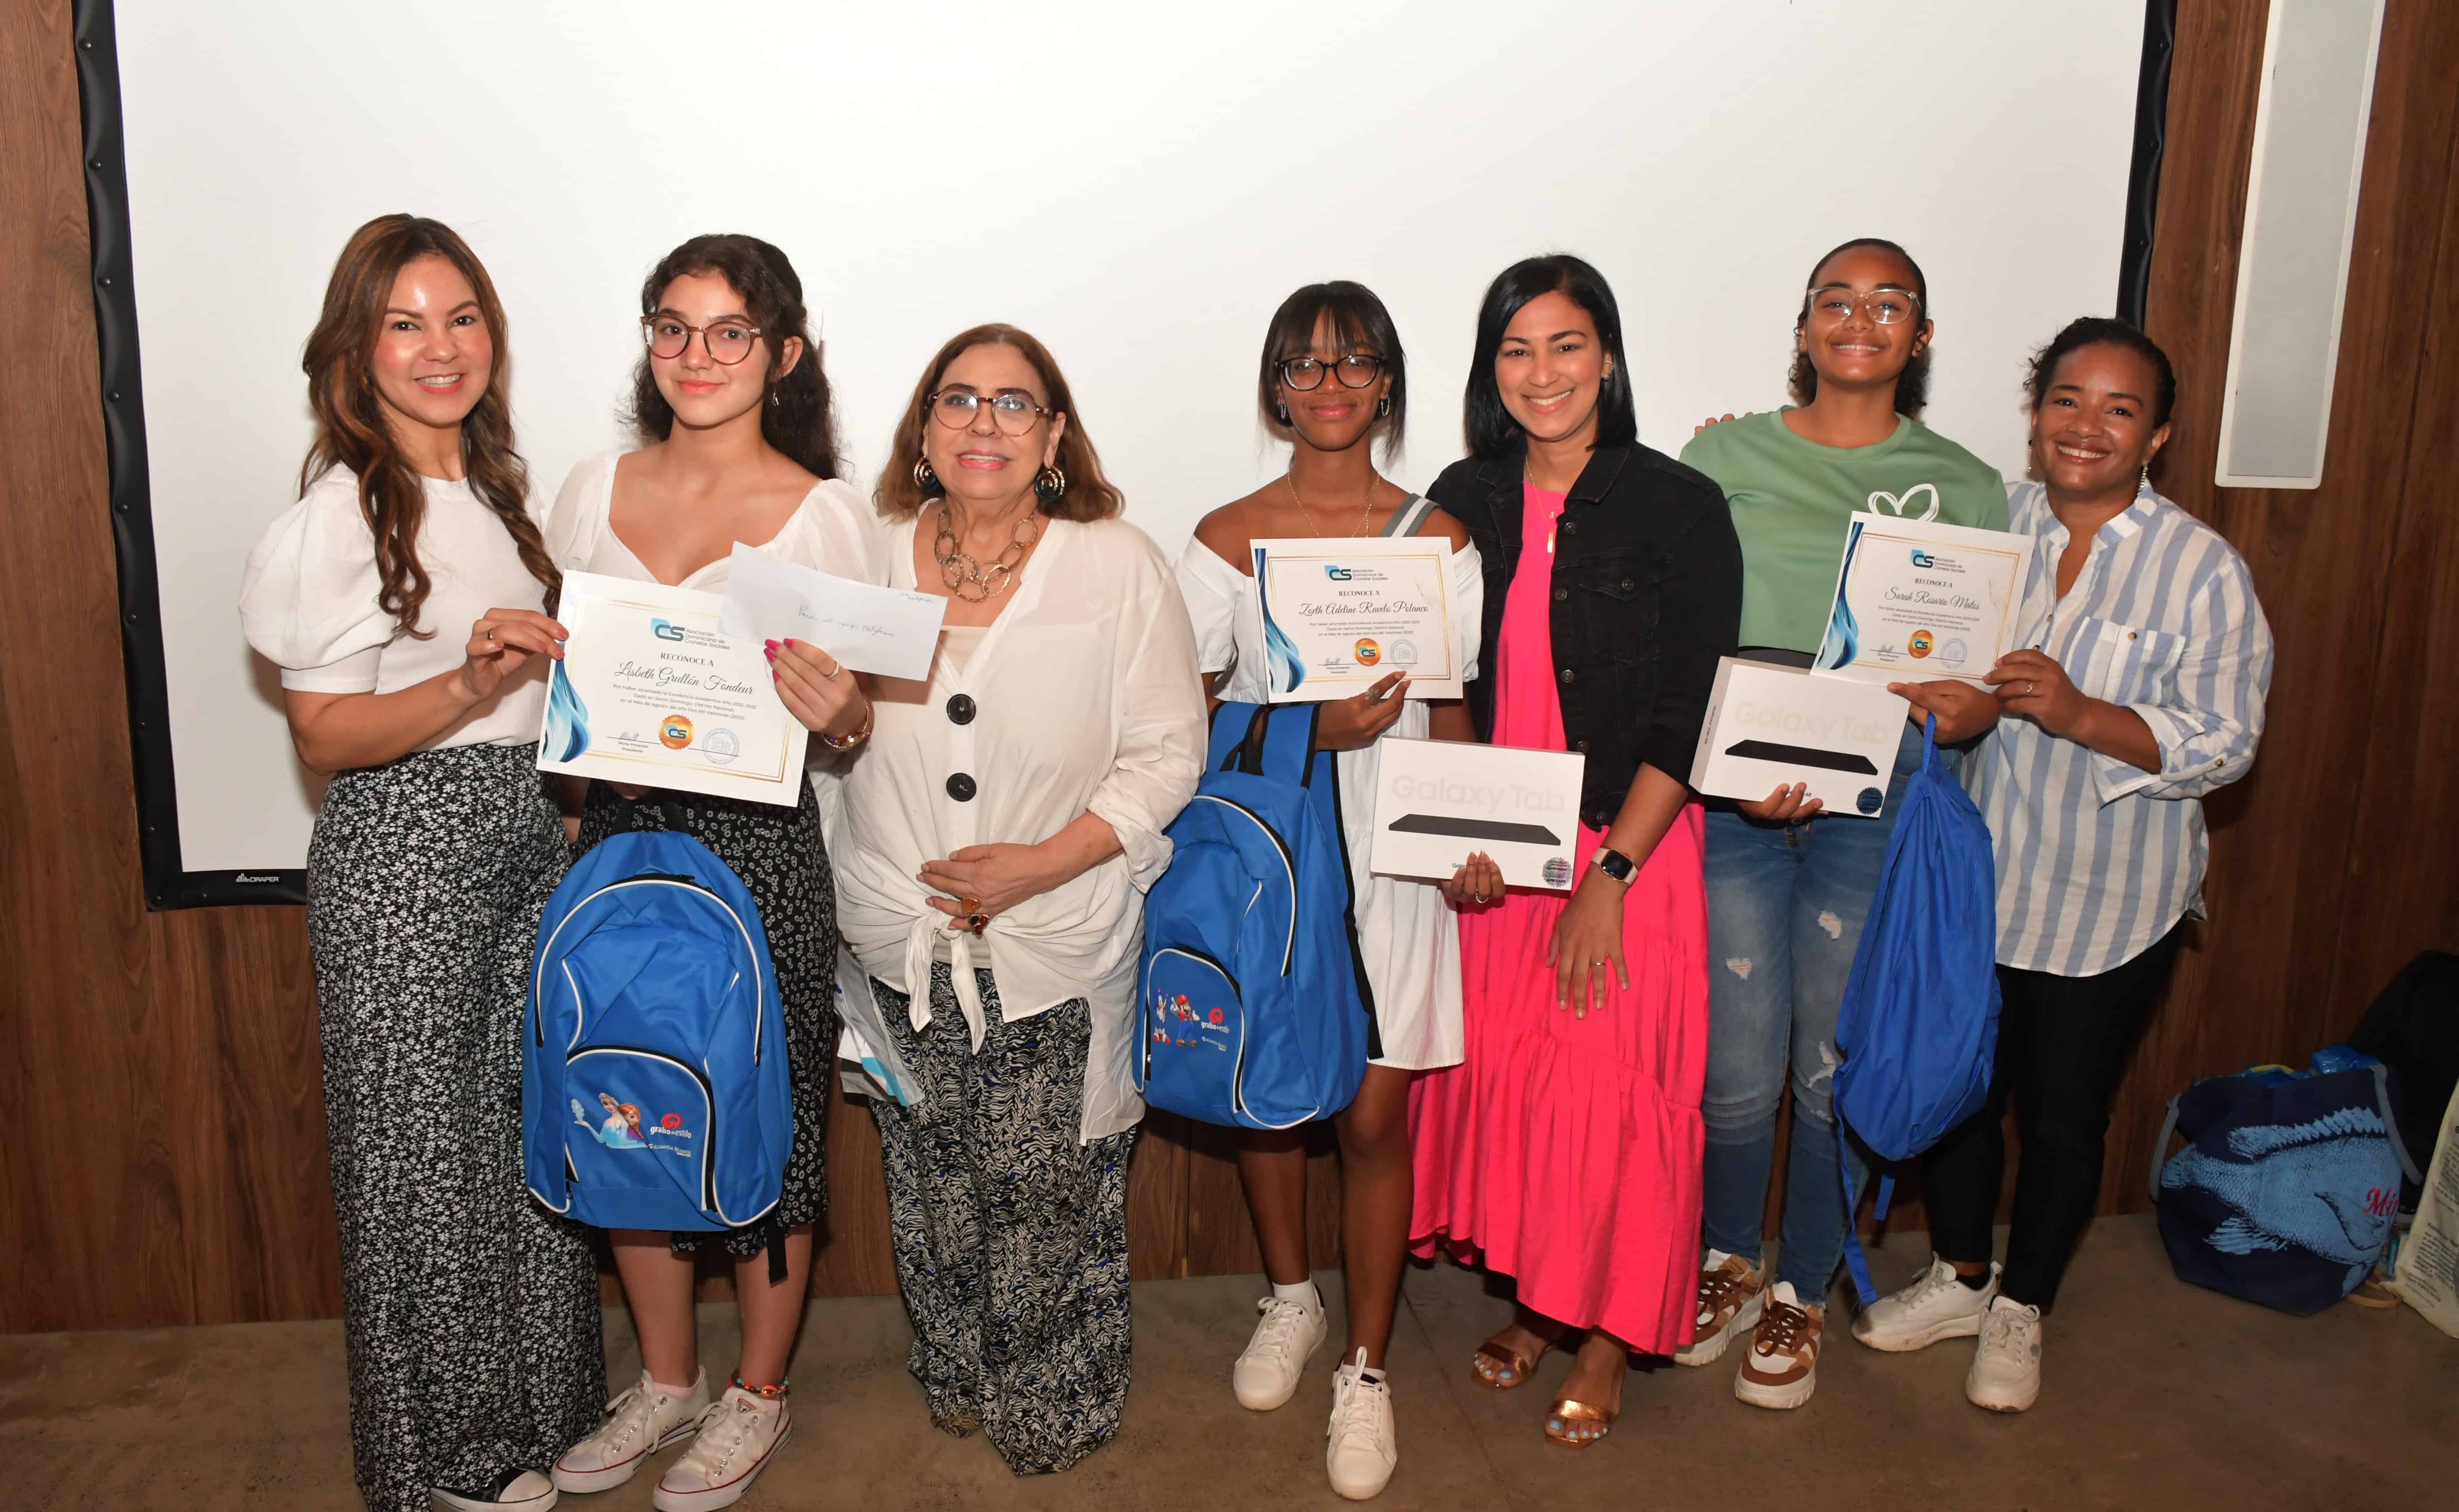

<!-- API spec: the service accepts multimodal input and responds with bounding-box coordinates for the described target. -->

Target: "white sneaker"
[1852,1255,1999,1353]
[1233,1291,1328,1410]
[652,1388,791,1512]
[1325,1349,1397,1501]
[553,1369,710,1493]
[431,1470,556,1510]
[1966,1297,2043,1413]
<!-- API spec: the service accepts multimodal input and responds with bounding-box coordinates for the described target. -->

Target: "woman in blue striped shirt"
[1848,318,2273,1413]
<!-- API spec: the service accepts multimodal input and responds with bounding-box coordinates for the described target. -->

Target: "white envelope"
[718,542,947,681]
[1689,657,1910,818]
[1368,737,1587,891]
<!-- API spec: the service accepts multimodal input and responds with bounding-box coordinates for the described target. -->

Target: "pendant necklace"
[1286,474,1373,537]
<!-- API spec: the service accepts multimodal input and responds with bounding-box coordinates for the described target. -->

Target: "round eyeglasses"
[1278,354,1385,391]
[640,314,764,365]
[928,388,1053,435]
[1803,286,1923,326]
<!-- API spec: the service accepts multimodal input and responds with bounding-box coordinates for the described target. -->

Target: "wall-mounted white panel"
[2214,0,2386,489]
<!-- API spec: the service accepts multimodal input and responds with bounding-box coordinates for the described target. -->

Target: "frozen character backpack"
[1136,702,1377,1129]
[2153,1045,2419,1315]
[1831,714,2002,1305]
[523,797,791,1236]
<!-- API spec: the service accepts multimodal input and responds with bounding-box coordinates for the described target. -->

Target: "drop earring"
[1374,395,1391,419]
[1275,402,1290,424]
[913,457,939,493]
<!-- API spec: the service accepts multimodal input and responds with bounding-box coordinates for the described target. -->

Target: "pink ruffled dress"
[1407,480,1709,1353]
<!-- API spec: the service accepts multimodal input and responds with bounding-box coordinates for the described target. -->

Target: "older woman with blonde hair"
[821,325,1204,1474]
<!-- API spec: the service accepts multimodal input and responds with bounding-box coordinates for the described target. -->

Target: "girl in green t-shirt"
[1671,238,2001,1413]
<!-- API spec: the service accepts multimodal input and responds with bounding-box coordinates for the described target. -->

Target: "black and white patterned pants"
[307,743,605,1512]
[869,967,1135,1474]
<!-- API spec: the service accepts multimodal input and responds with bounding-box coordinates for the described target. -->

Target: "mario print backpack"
[523,798,791,1236]
[1137,702,1378,1129]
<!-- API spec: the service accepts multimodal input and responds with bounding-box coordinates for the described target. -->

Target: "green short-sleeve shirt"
[1678,408,2009,654]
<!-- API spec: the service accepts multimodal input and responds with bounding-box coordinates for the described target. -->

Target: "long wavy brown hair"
[299,214,557,636]
[874,324,1123,522]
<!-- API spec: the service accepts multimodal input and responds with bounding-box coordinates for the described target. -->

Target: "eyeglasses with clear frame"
[640,314,765,364]
[1277,353,1385,391]
[1803,285,1923,326]
[928,388,1054,435]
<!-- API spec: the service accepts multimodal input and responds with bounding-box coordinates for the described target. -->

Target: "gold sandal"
[1543,1397,1616,1447]
[1470,1338,1547,1391]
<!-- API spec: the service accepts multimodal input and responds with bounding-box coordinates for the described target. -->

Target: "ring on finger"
[957,896,982,915]
[967,913,988,934]
[2028,679,2038,696]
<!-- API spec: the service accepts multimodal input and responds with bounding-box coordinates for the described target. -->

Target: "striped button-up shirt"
[1967,480,2273,976]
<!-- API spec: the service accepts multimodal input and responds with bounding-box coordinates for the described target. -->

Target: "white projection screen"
[83,0,2160,903]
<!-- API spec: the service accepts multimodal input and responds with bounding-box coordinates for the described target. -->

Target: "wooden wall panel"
[4,0,2455,1335]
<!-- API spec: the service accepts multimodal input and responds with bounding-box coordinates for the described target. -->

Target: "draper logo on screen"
[651,619,687,642]
[1324,566,1354,581]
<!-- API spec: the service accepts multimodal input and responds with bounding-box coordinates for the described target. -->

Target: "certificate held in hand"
[1812,512,2028,688]
[538,571,809,807]
[1252,536,1460,702]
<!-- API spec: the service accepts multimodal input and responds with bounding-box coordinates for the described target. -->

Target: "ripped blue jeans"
[1698,722,1925,1300]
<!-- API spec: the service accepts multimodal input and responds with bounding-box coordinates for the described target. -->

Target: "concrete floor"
[4,1216,2452,1511]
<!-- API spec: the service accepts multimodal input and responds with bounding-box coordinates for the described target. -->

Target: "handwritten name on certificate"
[538,571,809,807]
[1252,536,1460,702]
[1812,513,2028,688]
[719,542,947,681]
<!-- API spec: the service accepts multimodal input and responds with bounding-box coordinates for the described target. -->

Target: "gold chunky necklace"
[932,500,1041,601]
[1286,473,1373,537]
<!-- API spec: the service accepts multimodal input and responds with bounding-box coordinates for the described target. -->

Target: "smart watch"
[1590,846,1637,884]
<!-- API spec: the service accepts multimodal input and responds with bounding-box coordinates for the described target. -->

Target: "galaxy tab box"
[1689,657,1910,819]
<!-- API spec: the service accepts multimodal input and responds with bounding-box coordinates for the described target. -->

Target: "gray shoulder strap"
[1379,493,1435,538]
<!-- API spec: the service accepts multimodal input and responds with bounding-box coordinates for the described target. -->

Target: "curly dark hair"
[629,234,840,480]
[2024,316,2176,430]
[1788,237,1931,417]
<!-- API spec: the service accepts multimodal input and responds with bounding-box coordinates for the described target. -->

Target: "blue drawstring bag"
[1832,714,2002,1305]
[2152,1045,2420,1315]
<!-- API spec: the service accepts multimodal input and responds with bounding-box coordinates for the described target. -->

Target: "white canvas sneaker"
[1966,1296,2044,1413]
[653,1388,791,1512]
[1852,1255,2000,1353]
[553,1369,710,1493]
[1233,1292,1329,1410]
[1325,1350,1397,1501]
[430,1469,556,1510]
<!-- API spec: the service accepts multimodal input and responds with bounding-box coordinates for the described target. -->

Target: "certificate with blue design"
[1251,537,1460,702]
[1812,514,2028,688]
[536,571,808,806]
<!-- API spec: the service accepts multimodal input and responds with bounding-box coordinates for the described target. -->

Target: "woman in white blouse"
[825,325,1204,1474]
[541,235,870,1512]
[1178,282,1480,1501]
[238,215,601,1512]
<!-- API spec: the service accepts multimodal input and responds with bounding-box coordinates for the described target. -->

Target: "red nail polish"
[764,646,776,661]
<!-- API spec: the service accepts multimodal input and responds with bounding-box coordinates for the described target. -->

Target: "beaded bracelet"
[818,698,875,752]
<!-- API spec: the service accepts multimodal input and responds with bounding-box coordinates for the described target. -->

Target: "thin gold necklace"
[1286,473,1373,537]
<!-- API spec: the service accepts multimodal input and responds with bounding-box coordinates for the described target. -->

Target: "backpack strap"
[1378,493,1436,538]
[1839,1134,1881,1308]
[2371,1061,2424,1185]
[1220,702,1323,787]
[2147,1092,2184,1203]
[614,789,694,835]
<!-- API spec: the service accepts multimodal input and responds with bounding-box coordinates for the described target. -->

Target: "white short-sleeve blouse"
[1174,525,1485,1070]
[238,466,554,750]
[543,448,879,586]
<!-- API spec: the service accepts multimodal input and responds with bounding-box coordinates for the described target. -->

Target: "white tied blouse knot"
[825,512,1206,1143]
[239,465,553,749]
[543,448,878,589]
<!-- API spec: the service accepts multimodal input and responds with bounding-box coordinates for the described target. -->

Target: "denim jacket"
[1428,441,1742,829]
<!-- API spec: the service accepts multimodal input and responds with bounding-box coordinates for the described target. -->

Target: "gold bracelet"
[818,698,874,752]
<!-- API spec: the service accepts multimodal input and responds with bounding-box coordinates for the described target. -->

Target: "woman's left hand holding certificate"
[537,570,810,807]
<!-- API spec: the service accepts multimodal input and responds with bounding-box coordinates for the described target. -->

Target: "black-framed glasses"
[1288,354,1387,391]
[1804,285,1923,326]
[640,314,764,364]
[1278,353,1385,391]
[928,388,1054,435]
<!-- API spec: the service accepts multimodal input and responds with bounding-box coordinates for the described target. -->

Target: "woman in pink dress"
[1408,255,1741,1447]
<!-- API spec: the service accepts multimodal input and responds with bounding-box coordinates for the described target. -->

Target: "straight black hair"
[1463,253,1638,460]
[1789,236,1931,416]
[2025,315,2177,430]
[1258,281,1407,458]
[630,233,842,480]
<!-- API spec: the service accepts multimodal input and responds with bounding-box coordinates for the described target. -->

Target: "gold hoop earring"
[1034,465,1067,505]
[913,457,939,492]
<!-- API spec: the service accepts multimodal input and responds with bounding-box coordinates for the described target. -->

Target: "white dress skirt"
[1173,513,1484,1070]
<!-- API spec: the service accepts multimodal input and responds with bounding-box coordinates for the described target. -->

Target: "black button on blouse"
[946,772,977,802]
[946,693,976,725]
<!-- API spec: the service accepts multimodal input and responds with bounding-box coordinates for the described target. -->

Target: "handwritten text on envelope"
[718,542,949,681]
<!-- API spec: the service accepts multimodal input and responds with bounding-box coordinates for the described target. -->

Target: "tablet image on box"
[1689,656,1909,818]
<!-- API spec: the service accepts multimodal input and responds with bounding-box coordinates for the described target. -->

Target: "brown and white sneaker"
[1733,1281,1823,1410]
[1672,1250,1764,1367]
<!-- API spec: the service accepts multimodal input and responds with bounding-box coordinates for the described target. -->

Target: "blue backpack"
[2153,1046,2420,1315]
[1833,714,2002,1305]
[524,802,791,1234]
[1136,702,1377,1129]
